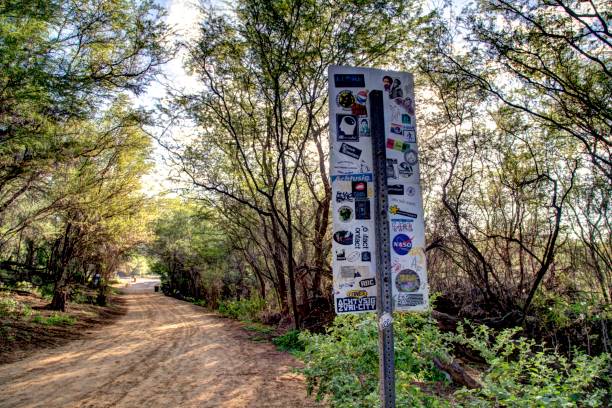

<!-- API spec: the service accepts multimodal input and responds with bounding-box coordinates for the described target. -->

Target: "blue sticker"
[392,234,412,255]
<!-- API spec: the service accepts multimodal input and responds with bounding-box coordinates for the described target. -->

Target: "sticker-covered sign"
[329,66,428,313]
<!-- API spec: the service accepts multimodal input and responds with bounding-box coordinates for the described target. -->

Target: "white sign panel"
[329,66,429,313]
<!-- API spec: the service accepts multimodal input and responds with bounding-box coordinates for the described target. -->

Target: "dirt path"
[0,288,320,407]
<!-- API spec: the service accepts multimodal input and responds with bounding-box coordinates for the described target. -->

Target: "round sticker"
[337,90,355,109]
[338,206,353,222]
[395,269,420,292]
[404,149,418,166]
[356,90,368,104]
[392,234,412,255]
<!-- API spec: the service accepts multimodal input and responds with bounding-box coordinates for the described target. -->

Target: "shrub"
[300,313,449,407]
[273,330,305,354]
[454,323,612,407]
[0,294,32,318]
[0,294,18,316]
[217,297,265,322]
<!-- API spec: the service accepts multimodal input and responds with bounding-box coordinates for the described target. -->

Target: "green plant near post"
[300,313,450,407]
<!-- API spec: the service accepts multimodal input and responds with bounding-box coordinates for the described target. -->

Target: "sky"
[139,0,204,197]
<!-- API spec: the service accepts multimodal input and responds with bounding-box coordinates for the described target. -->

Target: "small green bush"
[32,313,76,326]
[273,329,305,354]
[218,297,265,322]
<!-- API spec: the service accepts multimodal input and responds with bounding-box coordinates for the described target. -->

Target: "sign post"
[329,66,429,408]
[370,90,396,407]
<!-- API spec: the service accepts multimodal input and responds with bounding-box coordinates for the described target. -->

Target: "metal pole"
[369,90,395,408]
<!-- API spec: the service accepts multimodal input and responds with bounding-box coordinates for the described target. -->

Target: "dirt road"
[0,285,320,407]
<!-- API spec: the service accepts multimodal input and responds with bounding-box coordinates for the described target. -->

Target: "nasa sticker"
[392,234,412,255]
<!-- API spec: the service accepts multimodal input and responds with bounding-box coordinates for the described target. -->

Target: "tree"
[169,0,432,328]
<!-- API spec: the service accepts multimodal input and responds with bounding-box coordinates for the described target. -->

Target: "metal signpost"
[329,66,429,408]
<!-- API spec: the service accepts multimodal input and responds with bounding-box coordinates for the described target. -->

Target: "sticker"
[356,90,368,104]
[391,219,413,233]
[388,184,404,195]
[336,297,376,313]
[333,160,359,174]
[393,97,415,115]
[337,114,358,141]
[355,200,370,220]
[336,249,346,260]
[347,251,360,262]
[404,149,418,165]
[354,226,369,249]
[359,278,376,288]
[337,90,355,109]
[336,191,354,202]
[403,129,416,143]
[386,159,397,179]
[390,123,403,135]
[386,138,410,152]
[338,206,353,223]
[389,78,403,99]
[351,103,367,116]
[389,205,418,218]
[340,265,369,278]
[406,185,416,196]
[359,118,370,137]
[397,293,424,307]
[346,289,368,298]
[331,173,372,182]
[333,231,354,245]
[339,282,354,289]
[401,114,411,124]
[361,251,371,262]
[339,143,361,159]
[378,312,393,330]
[398,162,413,178]
[334,74,365,88]
[352,181,368,199]
[382,75,393,91]
[392,234,412,255]
[395,269,420,292]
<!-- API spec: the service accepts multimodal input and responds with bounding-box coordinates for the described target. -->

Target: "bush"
[0,294,32,318]
[273,330,305,354]
[217,297,265,322]
[300,313,449,407]
[454,323,612,407]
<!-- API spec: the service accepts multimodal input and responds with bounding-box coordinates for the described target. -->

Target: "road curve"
[0,290,320,407]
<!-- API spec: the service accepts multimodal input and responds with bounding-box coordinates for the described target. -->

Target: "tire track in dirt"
[0,291,321,408]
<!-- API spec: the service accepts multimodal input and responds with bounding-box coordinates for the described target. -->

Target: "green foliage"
[300,314,611,407]
[0,293,32,318]
[454,323,612,407]
[217,297,265,322]
[273,329,305,354]
[300,313,449,407]
[245,323,274,334]
[32,313,76,326]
